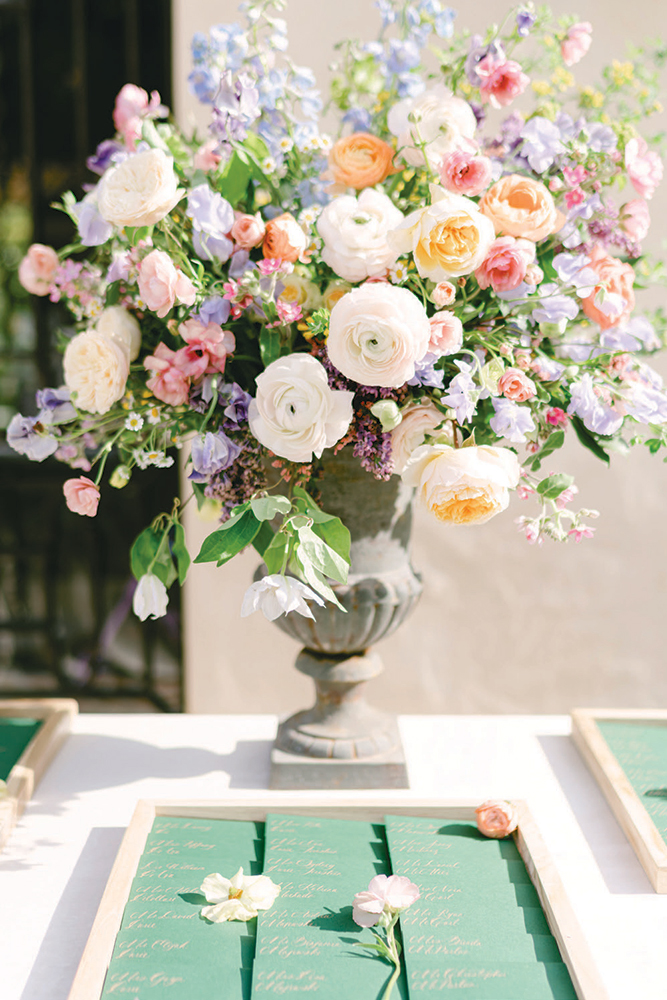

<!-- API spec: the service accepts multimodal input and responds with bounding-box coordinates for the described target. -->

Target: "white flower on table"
[200,868,281,922]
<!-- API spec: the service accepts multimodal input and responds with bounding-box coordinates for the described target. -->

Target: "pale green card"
[0,718,42,781]
[597,720,667,839]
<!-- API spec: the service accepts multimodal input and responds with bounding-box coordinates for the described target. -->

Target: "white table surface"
[2,713,666,1000]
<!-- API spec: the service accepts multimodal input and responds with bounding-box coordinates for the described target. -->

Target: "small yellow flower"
[580,87,604,109]
[653,101,663,114]
[459,80,473,97]
[542,34,555,48]
[611,60,634,86]
[551,67,574,91]
[532,80,553,97]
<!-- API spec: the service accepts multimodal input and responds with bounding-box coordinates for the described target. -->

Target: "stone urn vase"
[266,447,422,789]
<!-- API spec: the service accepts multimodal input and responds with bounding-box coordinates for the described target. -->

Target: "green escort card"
[251,814,408,998]
[597,720,667,840]
[0,718,42,781]
[385,816,576,999]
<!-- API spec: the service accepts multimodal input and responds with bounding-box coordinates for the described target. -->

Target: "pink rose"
[475,236,535,292]
[619,199,650,241]
[561,22,592,67]
[231,212,266,250]
[18,244,59,296]
[497,367,536,402]
[477,56,529,109]
[625,138,663,200]
[581,245,635,330]
[113,83,166,148]
[439,149,493,197]
[263,213,309,263]
[193,139,222,172]
[144,342,191,405]
[63,477,100,517]
[432,281,456,307]
[138,250,196,318]
[475,800,519,839]
[428,311,463,356]
[177,318,236,376]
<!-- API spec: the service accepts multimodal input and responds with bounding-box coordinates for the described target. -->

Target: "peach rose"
[561,22,592,67]
[63,330,129,414]
[63,477,100,517]
[327,133,395,190]
[402,443,520,525]
[477,56,529,109]
[138,249,196,318]
[619,199,650,241]
[625,138,663,201]
[231,212,266,250]
[440,149,493,197]
[475,236,535,292]
[323,280,352,311]
[390,185,495,281]
[428,311,463,356]
[479,174,564,242]
[390,402,450,474]
[263,213,309,263]
[497,367,536,402]
[432,281,456,307]
[580,245,635,330]
[475,800,519,839]
[18,244,59,296]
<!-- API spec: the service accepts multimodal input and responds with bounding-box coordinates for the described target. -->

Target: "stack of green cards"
[0,718,42,781]
[597,720,667,840]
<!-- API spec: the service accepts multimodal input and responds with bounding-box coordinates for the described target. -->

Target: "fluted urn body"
[268,447,422,788]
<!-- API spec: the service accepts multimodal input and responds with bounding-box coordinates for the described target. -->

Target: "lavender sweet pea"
[6,414,59,461]
[189,429,242,481]
[36,387,77,425]
[187,184,234,262]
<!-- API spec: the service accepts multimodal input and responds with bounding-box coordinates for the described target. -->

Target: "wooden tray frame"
[68,797,608,1000]
[0,697,78,851]
[571,707,667,893]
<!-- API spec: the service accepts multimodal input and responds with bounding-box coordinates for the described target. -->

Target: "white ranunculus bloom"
[200,868,281,923]
[63,330,129,414]
[327,283,430,388]
[98,148,184,228]
[317,188,404,283]
[241,575,326,622]
[248,354,354,462]
[95,306,142,362]
[132,573,169,621]
[402,443,520,525]
[388,84,477,170]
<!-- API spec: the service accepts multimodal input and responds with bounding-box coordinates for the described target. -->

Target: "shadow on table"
[537,734,652,895]
[20,827,123,1000]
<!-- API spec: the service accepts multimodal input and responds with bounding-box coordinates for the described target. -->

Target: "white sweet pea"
[248,354,354,462]
[241,575,325,622]
[132,573,169,621]
[200,868,281,923]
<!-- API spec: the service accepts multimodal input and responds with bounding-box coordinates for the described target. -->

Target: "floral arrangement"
[8,0,667,623]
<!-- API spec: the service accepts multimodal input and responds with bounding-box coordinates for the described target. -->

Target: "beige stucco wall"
[174,0,667,715]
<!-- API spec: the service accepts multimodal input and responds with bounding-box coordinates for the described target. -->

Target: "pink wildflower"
[568,526,595,542]
[565,187,585,209]
[257,258,286,276]
[113,84,166,148]
[275,300,303,325]
[563,165,588,187]
[555,485,579,510]
[477,56,529,109]
[545,407,568,427]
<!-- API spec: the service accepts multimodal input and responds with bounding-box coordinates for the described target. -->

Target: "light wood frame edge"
[67,796,608,1000]
[571,708,667,894]
[0,698,78,851]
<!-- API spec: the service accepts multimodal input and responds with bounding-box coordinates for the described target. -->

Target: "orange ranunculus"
[580,245,635,330]
[327,133,396,190]
[479,174,564,242]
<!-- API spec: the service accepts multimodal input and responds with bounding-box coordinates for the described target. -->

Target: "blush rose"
[63,330,129,414]
[98,148,184,228]
[138,249,196,318]
[475,800,519,838]
[63,477,101,517]
[479,174,564,242]
[18,244,59,296]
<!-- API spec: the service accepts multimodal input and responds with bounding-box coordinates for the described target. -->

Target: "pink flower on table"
[113,84,166,148]
[546,407,568,427]
[144,343,191,406]
[137,250,196,319]
[18,244,59,296]
[619,199,650,241]
[63,476,100,517]
[428,311,463,356]
[352,875,420,928]
[439,149,493,197]
[625,138,663,200]
[475,236,535,293]
[477,56,529,109]
[193,138,222,173]
[432,281,456,307]
[497,367,536,402]
[177,318,235,377]
[561,22,592,66]
[475,800,519,839]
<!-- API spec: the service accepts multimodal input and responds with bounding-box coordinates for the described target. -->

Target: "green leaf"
[252,520,275,558]
[130,525,176,588]
[259,327,282,366]
[262,531,290,575]
[124,225,153,247]
[647,438,663,454]
[297,525,349,584]
[218,151,252,204]
[105,282,121,307]
[193,510,261,565]
[250,495,292,521]
[571,416,610,465]
[292,486,351,564]
[294,551,345,611]
[536,473,575,499]
[529,429,565,472]
[171,523,190,585]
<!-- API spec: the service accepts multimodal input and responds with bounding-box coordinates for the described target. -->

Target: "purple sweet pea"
[189,430,242,482]
[187,184,234,263]
[465,36,505,87]
[86,139,123,175]
[532,285,580,325]
[442,370,478,423]
[567,373,623,435]
[490,398,536,444]
[6,413,59,461]
[520,117,565,172]
[586,123,617,153]
[408,353,445,389]
[516,7,536,35]
[36,387,77,425]
[73,192,114,247]
[197,295,231,327]
[221,383,253,426]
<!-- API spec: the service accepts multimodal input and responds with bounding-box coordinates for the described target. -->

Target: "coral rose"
[497,367,537,402]
[317,188,403,283]
[619,199,650,241]
[390,402,450,474]
[95,305,141,361]
[475,236,535,292]
[327,283,430,388]
[475,800,519,838]
[624,138,663,201]
[98,148,184,228]
[477,56,529,109]
[231,212,266,249]
[428,311,463,356]
[388,84,477,170]
[327,133,395,190]
[561,22,592,67]
[479,174,564,242]
[390,185,495,281]
[440,149,493,197]
[138,249,196,318]
[262,213,309,263]
[18,244,59,296]
[63,477,100,517]
[432,281,456,307]
[402,443,520,525]
[63,330,129,414]
[580,245,635,330]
